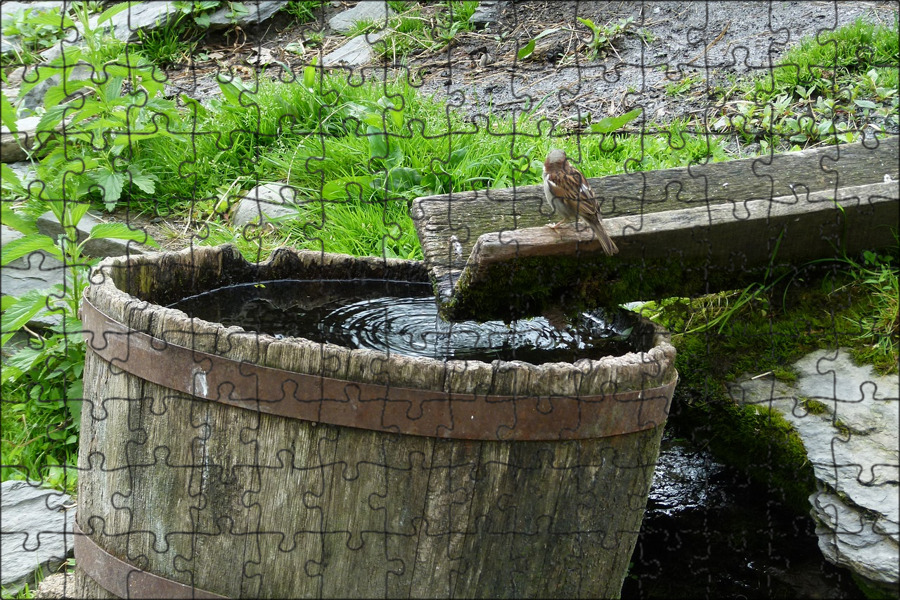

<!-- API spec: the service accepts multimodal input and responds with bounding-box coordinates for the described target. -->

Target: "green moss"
[799,396,830,416]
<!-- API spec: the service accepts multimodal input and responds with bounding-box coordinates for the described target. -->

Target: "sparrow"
[542,149,618,255]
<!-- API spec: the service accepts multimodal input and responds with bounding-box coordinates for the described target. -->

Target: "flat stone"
[36,210,149,258]
[322,31,386,67]
[231,183,299,228]
[1,224,64,327]
[0,481,75,596]
[728,348,899,590]
[328,2,394,33]
[206,0,283,28]
[2,116,44,162]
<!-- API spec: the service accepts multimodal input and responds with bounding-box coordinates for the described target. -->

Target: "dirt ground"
[166,1,898,124]
[122,1,900,249]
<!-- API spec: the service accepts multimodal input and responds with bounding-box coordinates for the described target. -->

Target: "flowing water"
[168,279,639,362]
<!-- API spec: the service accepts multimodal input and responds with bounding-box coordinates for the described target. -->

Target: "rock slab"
[729,348,899,594]
[0,481,75,596]
[328,1,394,33]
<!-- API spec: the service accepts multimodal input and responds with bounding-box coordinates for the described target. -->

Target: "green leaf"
[0,89,17,135]
[384,167,422,193]
[0,205,37,235]
[0,234,62,266]
[304,56,318,88]
[323,176,375,200]
[27,8,75,30]
[534,27,560,41]
[854,99,878,109]
[367,125,388,160]
[590,108,642,133]
[87,222,159,248]
[89,168,125,205]
[0,289,50,347]
[217,73,253,107]
[43,80,94,110]
[576,16,599,34]
[128,169,157,195]
[517,39,536,61]
[96,0,132,25]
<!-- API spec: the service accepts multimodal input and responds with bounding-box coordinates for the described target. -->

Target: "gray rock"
[36,210,149,258]
[729,348,899,591]
[0,481,75,596]
[328,1,394,34]
[2,116,45,163]
[35,572,75,599]
[323,30,386,67]
[0,224,64,327]
[470,1,504,30]
[231,183,300,229]
[205,0,283,28]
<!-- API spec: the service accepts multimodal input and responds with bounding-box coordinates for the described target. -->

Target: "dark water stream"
[168,279,638,362]
[169,280,864,599]
[624,429,864,599]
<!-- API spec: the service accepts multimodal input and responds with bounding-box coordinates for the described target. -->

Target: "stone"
[36,210,149,258]
[328,1,394,34]
[205,0,283,28]
[470,1,504,30]
[322,31,386,67]
[728,348,900,593]
[231,183,300,228]
[34,572,75,599]
[2,116,45,163]
[0,481,75,596]
[0,224,65,327]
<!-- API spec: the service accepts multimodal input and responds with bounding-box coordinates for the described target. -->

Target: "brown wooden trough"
[74,245,677,599]
[413,136,899,321]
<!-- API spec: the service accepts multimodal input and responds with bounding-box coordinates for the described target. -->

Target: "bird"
[542,149,618,255]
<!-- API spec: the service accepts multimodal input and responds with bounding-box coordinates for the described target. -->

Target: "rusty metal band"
[74,521,228,599]
[81,298,676,440]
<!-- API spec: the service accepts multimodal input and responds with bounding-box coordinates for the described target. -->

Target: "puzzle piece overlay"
[1,1,898,598]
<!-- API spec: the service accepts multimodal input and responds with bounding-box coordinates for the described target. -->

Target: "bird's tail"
[590,220,619,256]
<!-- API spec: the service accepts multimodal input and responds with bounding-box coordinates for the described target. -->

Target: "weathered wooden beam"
[411,137,899,321]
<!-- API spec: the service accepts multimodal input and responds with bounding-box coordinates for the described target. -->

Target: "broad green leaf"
[217,73,253,107]
[102,77,125,103]
[43,80,94,110]
[367,125,388,160]
[128,169,157,194]
[27,8,75,30]
[2,346,44,381]
[0,234,63,266]
[449,147,468,168]
[517,39,535,61]
[36,103,70,134]
[577,16,599,34]
[384,167,422,193]
[87,222,159,247]
[0,205,37,235]
[590,108,642,133]
[323,176,374,200]
[854,99,878,109]
[0,289,50,347]
[89,169,125,205]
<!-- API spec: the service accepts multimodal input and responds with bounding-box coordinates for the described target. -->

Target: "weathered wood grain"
[411,137,899,320]
[75,245,676,599]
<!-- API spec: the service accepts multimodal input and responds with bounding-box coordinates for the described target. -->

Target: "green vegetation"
[577,15,634,60]
[350,1,478,61]
[712,17,899,151]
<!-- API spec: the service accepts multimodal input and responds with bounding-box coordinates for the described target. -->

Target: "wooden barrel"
[74,244,677,599]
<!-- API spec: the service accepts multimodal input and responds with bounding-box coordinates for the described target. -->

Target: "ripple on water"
[168,279,639,363]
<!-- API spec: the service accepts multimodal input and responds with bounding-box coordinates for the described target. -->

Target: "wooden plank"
[444,181,898,320]
[411,137,899,320]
